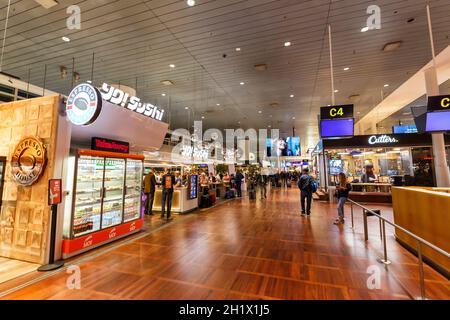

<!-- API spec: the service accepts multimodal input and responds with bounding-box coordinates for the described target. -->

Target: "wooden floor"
[0,258,39,285]
[1,188,449,300]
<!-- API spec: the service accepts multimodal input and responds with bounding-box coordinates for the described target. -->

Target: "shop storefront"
[322,133,450,202]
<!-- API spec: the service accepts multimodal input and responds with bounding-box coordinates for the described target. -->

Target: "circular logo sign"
[11,136,47,186]
[66,83,102,126]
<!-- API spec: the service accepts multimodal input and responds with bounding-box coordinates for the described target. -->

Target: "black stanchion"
[38,203,64,271]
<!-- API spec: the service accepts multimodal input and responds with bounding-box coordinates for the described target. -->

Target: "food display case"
[62,149,144,258]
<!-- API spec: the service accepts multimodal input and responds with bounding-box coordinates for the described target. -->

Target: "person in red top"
[161,168,175,221]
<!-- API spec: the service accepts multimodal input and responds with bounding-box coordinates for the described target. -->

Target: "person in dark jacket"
[143,169,157,215]
[334,172,352,225]
[234,170,244,197]
[298,168,314,216]
[161,169,176,220]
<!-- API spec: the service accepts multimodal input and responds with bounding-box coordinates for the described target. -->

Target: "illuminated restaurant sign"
[99,83,165,121]
[66,83,165,126]
[368,135,399,145]
[91,137,130,154]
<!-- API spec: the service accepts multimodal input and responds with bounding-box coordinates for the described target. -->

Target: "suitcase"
[200,195,212,208]
[209,191,217,204]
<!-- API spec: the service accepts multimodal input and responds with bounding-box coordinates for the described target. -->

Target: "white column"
[424,67,450,187]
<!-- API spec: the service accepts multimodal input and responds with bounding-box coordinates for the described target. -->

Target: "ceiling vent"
[254,64,267,71]
[161,80,174,86]
[34,0,59,9]
[382,41,403,52]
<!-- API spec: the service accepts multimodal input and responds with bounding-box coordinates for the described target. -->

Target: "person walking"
[334,172,352,225]
[298,168,314,216]
[161,169,175,221]
[258,173,268,199]
[235,170,244,197]
[143,169,157,215]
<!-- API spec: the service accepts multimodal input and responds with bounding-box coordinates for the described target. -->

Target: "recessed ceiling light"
[185,106,189,110]
[240,82,245,85]
[290,94,294,98]
[384,84,389,87]
[216,103,220,106]
[161,93,166,96]
[169,64,175,68]
[327,104,331,106]
[201,116,205,119]
[235,47,241,51]
[62,36,70,42]
[334,89,339,93]
[258,110,262,114]
[187,0,195,6]
[292,117,296,120]
[284,41,291,47]
[344,67,350,71]
[357,111,361,114]
[238,121,241,124]
[361,26,369,32]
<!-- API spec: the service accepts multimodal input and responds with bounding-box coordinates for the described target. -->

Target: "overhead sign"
[368,135,399,145]
[66,83,102,126]
[48,179,62,205]
[66,83,165,126]
[427,95,450,112]
[11,136,47,186]
[99,83,165,121]
[91,137,130,154]
[320,104,354,120]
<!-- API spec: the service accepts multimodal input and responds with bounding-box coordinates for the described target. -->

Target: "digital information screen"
[393,125,418,134]
[425,111,450,132]
[320,118,354,139]
[188,175,198,200]
[286,137,301,156]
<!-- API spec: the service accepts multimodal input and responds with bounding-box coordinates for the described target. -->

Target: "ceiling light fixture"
[161,80,174,86]
[235,48,241,52]
[344,67,350,71]
[292,117,296,120]
[290,94,294,98]
[216,103,220,106]
[258,110,262,114]
[185,106,189,110]
[334,89,339,93]
[382,41,403,52]
[240,82,245,85]
[169,64,175,68]
[201,116,205,119]
[361,26,369,32]
[161,93,166,96]
[284,41,291,47]
[34,0,58,9]
[62,36,70,42]
[187,0,195,7]
[384,84,389,87]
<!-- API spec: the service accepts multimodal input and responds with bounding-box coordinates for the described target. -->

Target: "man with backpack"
[298,168,315,216]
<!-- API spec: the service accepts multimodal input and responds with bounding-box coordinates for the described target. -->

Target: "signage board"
[11,136,47,186]
[320,104,354,120]
[66,83,102,126]
[48,179,62,205]
[66,83,165,126]
[425,111,450,132]
[188,175,198,200]
[427,95,450,112]
[393,125,418,134]
[91,137,130,154]
[320,118,354,139]
[322,133,434,149]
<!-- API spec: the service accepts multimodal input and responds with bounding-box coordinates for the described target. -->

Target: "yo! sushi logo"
[66,83,102,126]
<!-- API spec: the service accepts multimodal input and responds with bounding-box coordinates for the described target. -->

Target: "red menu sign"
[48,179,62,205]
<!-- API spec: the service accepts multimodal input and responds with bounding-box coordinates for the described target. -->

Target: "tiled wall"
[0,96,60,264]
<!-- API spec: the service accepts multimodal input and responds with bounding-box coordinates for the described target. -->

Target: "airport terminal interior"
[0,0,449,302]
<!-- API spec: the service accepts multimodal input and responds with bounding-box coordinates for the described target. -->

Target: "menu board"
[188,175,198,200]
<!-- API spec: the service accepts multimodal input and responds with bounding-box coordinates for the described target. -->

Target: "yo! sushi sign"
[66,82,165,126]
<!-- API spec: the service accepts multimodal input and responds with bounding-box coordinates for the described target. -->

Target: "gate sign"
[427,95,450,112]
[48,179,62,205]
[320,104,354,120]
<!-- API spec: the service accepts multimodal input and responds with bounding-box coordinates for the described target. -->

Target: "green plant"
[215,164,228,175]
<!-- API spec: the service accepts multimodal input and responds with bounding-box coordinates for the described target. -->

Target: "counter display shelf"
[150,186,198,214]
[62,149,144,258]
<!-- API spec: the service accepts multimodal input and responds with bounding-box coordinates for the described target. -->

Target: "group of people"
[143,168,181,220]
[296,168,352,225]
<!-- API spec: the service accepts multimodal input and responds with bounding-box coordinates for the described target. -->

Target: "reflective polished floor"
[1,188,449,300]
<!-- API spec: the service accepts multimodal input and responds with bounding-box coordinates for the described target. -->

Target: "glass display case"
[124,159,143,222]
[73,156,104,237]
[69,150,144,238]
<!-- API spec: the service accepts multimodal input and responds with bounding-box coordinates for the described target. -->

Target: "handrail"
[346,198,450,300]
[347,199,450,258]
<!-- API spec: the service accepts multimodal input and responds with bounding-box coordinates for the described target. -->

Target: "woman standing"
[334,172,352,225]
